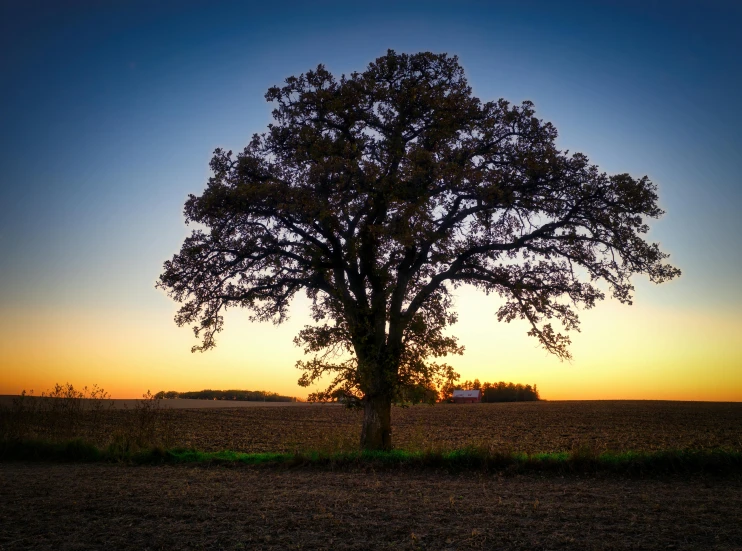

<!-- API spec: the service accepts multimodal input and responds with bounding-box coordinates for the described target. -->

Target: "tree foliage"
[440,379,541,402]
[153,389,296,402]
[158,50,679,449]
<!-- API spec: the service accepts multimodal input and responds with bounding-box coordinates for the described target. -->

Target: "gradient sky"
[1,0,740,400]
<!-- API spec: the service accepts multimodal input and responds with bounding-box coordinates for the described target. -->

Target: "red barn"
[452,389,481,403]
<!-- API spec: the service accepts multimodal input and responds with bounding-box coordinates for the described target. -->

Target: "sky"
[1,0,740,400]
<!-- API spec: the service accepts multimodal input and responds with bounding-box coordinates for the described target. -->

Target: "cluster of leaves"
[154,389,298,402]
[439,379,540,402]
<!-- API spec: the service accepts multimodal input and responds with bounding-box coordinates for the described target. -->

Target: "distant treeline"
[154,389,298,402]
[443,379,541,402]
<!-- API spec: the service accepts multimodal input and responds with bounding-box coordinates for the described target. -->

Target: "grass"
[2,438,741,475]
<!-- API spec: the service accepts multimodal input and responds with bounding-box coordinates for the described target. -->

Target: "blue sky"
[1,0,740,398]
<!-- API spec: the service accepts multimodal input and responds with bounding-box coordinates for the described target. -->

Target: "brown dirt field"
[29,400,741,454]
[1,463,741,550]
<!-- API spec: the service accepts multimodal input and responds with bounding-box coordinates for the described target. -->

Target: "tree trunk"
[360,394,392,451]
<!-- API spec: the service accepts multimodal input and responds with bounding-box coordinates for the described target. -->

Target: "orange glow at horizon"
[1,286,740,402]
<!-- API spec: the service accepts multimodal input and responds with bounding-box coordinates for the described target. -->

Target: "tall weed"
[36,383,113,438]
[108,391,175,457]
[0,391,39,440]
[0,384,174,453]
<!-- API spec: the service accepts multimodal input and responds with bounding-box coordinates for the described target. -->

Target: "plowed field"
[35,400,742,453]
[1,463,741,550]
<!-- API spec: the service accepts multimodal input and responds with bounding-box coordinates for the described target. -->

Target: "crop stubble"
[1,463,741,550]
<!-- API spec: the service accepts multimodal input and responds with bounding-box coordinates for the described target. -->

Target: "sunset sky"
[1,0,740,401]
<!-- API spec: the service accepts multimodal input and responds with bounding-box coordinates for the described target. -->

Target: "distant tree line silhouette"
[440,379,541,402]
[154,389,297,402]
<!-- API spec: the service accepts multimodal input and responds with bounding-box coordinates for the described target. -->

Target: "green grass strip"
[2,439,741,475]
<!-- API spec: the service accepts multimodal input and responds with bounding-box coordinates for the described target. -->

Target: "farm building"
[452,389,482,404]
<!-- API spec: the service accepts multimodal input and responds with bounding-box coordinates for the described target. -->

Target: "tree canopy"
[158,50,679,450]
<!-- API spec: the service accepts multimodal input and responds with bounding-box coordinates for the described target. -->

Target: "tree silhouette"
[158,50,680,450]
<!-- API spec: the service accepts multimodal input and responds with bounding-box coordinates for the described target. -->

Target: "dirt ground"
[1,463,740,550]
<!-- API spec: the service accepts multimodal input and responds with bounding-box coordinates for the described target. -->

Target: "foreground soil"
[1,463,740,550]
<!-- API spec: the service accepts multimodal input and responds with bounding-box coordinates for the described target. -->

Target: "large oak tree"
[158,51,680,450]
